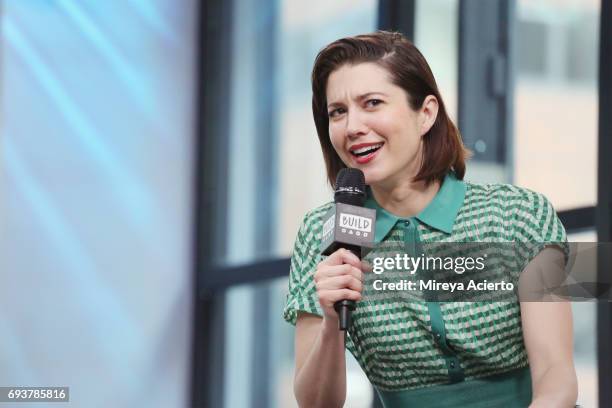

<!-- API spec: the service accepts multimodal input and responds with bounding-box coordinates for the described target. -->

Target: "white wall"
[0,2,196,407]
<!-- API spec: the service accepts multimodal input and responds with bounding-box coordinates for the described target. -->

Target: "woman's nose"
[346,111,368,139]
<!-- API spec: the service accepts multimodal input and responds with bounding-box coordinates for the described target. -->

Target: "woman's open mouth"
[349,142,384,164]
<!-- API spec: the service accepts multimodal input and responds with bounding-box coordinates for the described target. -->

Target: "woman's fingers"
[316,274,363,292]
[315,264,363,284]
[314,248,368,321]
[361,259,373,274]
[320,248,362,269]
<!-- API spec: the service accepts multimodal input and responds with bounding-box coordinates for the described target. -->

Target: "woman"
[283,31,577,408]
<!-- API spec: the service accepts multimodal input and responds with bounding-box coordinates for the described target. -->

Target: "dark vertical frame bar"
[250,1,279,407]
[458,0,514,164]
[597,0,612,406]
[191,0,233,407]
[377,0,416,40]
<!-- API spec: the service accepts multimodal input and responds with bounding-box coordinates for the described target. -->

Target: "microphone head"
[334,168,366,206]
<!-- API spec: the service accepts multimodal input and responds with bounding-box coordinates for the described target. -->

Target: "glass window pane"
[514,0,600,210]
[414,0,459,122]
[568,230,598,408]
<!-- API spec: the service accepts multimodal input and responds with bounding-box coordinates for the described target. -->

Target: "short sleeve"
[282,209,327,325]
[513,190,570,273]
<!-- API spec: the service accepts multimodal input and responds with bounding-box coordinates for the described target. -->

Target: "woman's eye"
[328,108,346,118]
[366,99,383,107]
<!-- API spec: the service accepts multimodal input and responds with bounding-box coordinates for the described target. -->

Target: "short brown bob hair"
[311,31,470,188]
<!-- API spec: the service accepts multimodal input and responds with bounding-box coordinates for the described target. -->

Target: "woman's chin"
[344,164,386,186]
[363,169,384,186]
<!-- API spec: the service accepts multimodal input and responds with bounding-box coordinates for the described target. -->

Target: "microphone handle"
[334,244,361,331]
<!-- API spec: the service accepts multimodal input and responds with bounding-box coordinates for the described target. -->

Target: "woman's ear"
[419,95,439,136]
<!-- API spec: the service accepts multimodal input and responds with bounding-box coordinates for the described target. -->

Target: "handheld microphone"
[320,168,376,330]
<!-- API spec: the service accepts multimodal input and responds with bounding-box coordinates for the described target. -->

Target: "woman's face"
[326,62,436,187]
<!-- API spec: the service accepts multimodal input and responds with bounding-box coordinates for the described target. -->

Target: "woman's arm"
[294,313,346,408]
[292,248,364,407]
[519,247,578,407]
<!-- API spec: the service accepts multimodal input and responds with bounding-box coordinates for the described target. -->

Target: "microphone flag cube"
[320,203,376,256]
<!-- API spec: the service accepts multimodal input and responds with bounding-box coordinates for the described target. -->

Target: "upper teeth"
[352,143,383,154]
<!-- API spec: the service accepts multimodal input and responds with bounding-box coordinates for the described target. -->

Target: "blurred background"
[0,0,610,407]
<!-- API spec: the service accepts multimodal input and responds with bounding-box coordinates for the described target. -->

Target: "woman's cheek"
[331,140,343,158]
[329,130,344,154]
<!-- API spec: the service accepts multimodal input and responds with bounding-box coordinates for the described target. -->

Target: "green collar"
[365,172,466,242]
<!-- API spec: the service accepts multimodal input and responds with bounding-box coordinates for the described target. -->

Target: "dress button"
[433,332,441,342]
[450,361,456,369]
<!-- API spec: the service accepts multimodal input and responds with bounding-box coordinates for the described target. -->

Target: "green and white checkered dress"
[283,172,568,404]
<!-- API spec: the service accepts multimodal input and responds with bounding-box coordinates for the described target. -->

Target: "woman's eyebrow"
[356,92,388,101]
[327,92,388,108]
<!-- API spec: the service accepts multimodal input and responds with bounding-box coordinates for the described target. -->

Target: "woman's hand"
[314,248,365,326]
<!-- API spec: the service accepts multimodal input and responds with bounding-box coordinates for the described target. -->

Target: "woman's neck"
[370,177,441,218]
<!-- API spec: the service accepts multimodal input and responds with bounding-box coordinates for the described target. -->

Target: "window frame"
[191,1,611,407]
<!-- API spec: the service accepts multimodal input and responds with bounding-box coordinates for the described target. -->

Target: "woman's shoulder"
[462,179,565,241]
[289,202,335,276]
[293,201,335,245]
[298,201,335,232]
[463,179,553,213]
